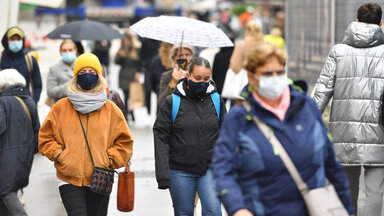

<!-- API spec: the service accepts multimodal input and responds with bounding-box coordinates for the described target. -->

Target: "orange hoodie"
[39,98,133,186]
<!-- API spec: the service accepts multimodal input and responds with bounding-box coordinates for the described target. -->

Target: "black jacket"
[212,47,234,95]
[153,78,226,189]
[1,27,42,104]
[0,85,40,196]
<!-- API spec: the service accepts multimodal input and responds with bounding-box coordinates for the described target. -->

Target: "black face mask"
[77,73,99,90]
[187,79,209,96]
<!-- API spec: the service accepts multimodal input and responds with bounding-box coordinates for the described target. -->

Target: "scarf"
[68,90,107,114]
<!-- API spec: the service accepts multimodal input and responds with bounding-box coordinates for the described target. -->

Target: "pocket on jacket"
[55,148,78,177]
[56,148,68,164]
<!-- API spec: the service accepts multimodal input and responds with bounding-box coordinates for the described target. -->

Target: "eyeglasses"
[78,69,97,75]
[257,68,286,77]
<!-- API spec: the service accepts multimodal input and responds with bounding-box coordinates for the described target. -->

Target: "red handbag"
[117,162,135,212]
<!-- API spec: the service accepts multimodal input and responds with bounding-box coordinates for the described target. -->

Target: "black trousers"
[59,184,109,216]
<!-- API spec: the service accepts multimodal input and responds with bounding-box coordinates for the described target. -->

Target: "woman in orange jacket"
[39,53,133,216]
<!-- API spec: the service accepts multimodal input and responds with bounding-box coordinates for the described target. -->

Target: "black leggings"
[59,184,110,216]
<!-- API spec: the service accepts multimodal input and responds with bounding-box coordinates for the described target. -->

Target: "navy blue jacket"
[149,55,167,96]
[211,85,354,216]
[0,85,40,196]
[1,28,42,104]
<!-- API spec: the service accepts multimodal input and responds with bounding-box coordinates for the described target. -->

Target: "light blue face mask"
[254,74,288,100]
[62,53,77,63]
[8,40,23,53]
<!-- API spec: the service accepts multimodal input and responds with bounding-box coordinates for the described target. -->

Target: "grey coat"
[47,61,74,102]
[312,21,384,166]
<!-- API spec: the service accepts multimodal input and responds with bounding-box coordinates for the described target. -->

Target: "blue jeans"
[169,169,222,216]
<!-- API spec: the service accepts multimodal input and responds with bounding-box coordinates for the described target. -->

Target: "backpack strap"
[210,92,220,122]
[171,94,180,124]
[24,54,34,97]
[14,96,32,124]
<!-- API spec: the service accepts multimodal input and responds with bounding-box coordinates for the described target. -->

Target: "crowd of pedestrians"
[2,2,384,216]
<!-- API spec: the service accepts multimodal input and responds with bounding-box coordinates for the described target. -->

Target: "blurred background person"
[47,39,78,104]
[39,53,133,216]
[92,40,111,74]
[263,27,285,50]
[115,32,140,122]
[0,26,42,104]
[148,41,173,111]
[139,37,160,116]
[0,69,40,216]
[157,42,195,107]
[153,57,226,216]
[211,43,354,216]
[212,28,235,96]
[229,21,265,74]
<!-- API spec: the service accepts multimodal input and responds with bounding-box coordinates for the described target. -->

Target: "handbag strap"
[14,96,32,124]
[77,112,95,167]
[242,101,309,195]
[124,161,131,173]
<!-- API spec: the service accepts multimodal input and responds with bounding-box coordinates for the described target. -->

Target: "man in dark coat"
[212,46,234,95]
[0,69,40,215]
[0,26,42,104]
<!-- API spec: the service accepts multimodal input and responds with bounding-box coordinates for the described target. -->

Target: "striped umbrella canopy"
[130,15,234,48]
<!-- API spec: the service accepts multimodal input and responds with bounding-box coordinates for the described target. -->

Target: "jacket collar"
[174,78,216,98]
[241,84,306,129]
[0,84,29,98]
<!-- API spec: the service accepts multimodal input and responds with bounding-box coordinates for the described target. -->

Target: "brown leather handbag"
[117,162,135,212]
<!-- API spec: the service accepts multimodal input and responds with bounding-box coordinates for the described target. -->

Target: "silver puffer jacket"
[313,21,384,166]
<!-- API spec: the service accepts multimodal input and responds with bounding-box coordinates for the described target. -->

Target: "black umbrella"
[46,20,126,41]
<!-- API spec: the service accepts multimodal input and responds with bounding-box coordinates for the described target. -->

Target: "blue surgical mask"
[62,53,76,63]
[9,40,23,53]
[255,75,287,100]
[187,79,210,96]
[77,73,99,90]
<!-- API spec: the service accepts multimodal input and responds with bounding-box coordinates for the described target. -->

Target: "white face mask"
[254,74,287,100]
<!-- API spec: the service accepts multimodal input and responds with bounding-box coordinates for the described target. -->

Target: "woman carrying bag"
[211,43,354,216]
[39,53,133,216]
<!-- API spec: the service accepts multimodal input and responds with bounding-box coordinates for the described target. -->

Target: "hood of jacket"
[0,69,26,91]
[173,78,217,99]
[342,21,384,48]
[1,27,25,55]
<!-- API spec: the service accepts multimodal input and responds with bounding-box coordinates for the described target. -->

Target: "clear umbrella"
[130,15,234,48]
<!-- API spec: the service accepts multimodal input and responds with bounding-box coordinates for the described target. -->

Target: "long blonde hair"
[67,74,108,93]
[159,42,173,70]
[246,21,263,40]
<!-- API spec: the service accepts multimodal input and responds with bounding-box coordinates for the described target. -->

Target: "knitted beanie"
[73,53,102,76]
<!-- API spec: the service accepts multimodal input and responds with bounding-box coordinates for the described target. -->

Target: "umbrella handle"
[179,30,184,60]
